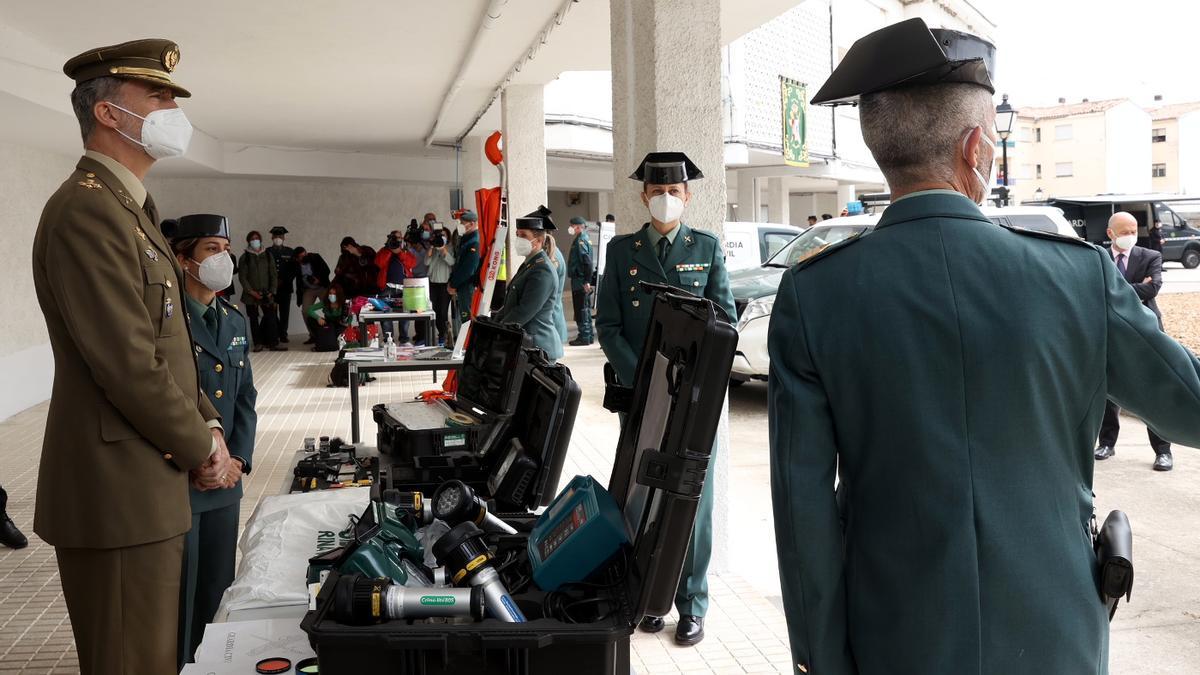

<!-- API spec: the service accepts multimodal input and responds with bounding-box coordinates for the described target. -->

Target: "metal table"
[358,310,437,345]
[347,358,464,443]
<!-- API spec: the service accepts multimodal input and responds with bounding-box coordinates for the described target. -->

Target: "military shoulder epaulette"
[689,228,719,242]
[998,223,1095,248]
[795,231,866,271]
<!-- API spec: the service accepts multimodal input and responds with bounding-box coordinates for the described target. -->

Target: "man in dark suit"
[1095,211,1172,470]
[293,246,331,344]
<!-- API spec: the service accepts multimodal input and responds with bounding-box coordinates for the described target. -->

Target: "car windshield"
[765,225,871,267]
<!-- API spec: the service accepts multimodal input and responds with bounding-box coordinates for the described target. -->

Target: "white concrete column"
[836,183,857,213]
[610,0,731,573]
[767,177,789,224]
[596,191,614,223]
[460,135,496,214]
[736,172,758,222]
[501,84,548,269]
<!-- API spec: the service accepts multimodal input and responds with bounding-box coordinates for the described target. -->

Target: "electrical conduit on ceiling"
[424,0,509,148]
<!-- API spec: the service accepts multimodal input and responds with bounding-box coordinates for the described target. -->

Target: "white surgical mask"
[961,128,995,207]
[272,237,284,247]
[108,103,193,160]
[328,294,338,303]
[512,236,534,257]
[648,193,686,224]
[1113,234,1137,251]
[189,252,234,292]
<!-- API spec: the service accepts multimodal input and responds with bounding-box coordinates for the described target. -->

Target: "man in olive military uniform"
[596,152,736,646]
[567,216,595,346]
[448,210,483,326]
[268,225,297,343]
[31,39,236,675]
[169,214,258,667]
[493,209,565,362]
[768,20,1200,675]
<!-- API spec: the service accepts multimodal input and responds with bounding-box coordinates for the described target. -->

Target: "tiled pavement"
[0,341,795,674]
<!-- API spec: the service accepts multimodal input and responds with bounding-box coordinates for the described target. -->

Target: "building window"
[1055,162,1073,177]
[1035,127,1042,142]
[1036,164,1043,179]
[1019,127,1033,143]
[1152,128,1167,143]
[1055,125,1073,141]
[1153,163,1167,177]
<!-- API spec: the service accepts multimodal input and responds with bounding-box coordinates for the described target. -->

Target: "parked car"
[721,222,805,271]
[1046,195,1200,268]
[728,206,1077,385]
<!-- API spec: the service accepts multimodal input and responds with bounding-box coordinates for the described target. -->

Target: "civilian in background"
[267,226,296,343]
[1095,211,1172,470]
[374,231,411,343]
[305,283,353,348]
[605,213,615,223]
[238,230,284,352]
[821,213,833,220]
[333,236,379,298]
[428,226,456,345]
[292,246,330,344]
[1149,220,1165,254]
[807,215,818,226]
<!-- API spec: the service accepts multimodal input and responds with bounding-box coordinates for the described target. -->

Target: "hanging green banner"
[781,77,809,167]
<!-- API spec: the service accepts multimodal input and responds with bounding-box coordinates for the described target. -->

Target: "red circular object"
[256,657,292,674]
[484,131,504,166]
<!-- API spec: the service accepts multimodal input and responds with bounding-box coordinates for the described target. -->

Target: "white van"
[721,222,805,271]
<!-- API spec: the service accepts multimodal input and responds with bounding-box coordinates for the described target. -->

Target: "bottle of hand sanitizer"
[384,332,396,362]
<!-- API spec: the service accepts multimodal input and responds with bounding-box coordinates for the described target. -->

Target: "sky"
[987,0,1200,108]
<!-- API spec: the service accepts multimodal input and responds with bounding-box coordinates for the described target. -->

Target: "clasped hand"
[191,429,242,491]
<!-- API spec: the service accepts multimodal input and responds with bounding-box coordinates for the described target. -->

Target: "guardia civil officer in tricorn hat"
[168,214,259,668]
[595,152,736,646]
[32,39,234,674]
[492,207,565,362]
[767,19,1200,675]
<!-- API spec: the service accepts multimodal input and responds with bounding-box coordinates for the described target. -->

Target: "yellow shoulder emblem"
[77,177,102,190]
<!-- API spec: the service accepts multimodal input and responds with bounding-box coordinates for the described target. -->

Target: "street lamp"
[995,94,1016,206]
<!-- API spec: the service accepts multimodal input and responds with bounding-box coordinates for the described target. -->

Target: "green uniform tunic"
[768,192,1200,675]
[494,249,564,362]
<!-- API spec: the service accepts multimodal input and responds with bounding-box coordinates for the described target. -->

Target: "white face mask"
[512,236,534,257]
[1113,234,1138,251]
[189,252,234,292]
[961,128,995,207]
[648,193,686,224]
[328,294,338,303]
[272,237,284,247]
[249,239,263,250]
[108,103,193,160]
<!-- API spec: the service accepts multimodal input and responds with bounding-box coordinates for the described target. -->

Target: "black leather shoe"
[279,336,290,344]
[0,515,28,549]
[675,615,704,646]
[1154,453,1174,471]
[569,338,591,347]
[638,616,664,633]
[1094,446,1115,460]
[304,337,316,345]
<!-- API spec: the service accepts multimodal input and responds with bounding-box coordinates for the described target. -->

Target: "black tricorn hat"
[516,205,556,231]
[170,214,230,244]
[629,152,704,184]
[811,18,995,106]
[269,226,289,236]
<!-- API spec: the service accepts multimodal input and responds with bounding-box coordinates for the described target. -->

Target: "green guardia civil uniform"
[768,191,1200,675]
[494,249,564,361]
[178,284,257,664]
[596,206,735,620]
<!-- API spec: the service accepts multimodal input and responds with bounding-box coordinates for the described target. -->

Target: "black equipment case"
[301,286,739,675]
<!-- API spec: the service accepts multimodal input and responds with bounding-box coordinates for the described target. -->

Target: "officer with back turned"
[595,151,736,646]
[767,19,1200,674]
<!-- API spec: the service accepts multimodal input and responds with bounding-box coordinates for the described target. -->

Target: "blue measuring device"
[528,475,630,592]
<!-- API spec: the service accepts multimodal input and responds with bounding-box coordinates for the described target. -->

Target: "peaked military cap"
[269,226,289,236]
[170,214,230,244]
[570,216,587,225]
[811,18,994,106]
[516,205,556,231]
[630,152,704,184]
[63,38,191,98]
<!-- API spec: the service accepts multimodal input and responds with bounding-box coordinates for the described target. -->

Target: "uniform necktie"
[657,237,670,264]
[1117,253,1127,277]
[204,305,219,339]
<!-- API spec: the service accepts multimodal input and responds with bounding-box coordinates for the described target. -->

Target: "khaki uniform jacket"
[32,155,219,549]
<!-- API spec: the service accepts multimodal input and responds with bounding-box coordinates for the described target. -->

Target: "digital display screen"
[537,503,589,560]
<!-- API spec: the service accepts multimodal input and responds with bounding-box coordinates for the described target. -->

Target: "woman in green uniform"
[493,207,564,362]
[169,214,258,667]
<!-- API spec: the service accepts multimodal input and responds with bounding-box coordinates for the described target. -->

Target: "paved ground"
[3,281,1200,673]
[1159,262,1200,294]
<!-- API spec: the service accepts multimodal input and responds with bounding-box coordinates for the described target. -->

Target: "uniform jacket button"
[166,279,173,288]
[215,364,223,373]
[238,361,244,367]
[163,453,173,461]
[214,390,224,399]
